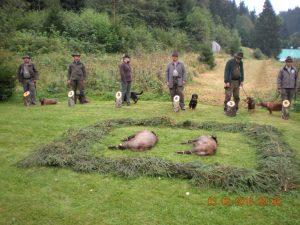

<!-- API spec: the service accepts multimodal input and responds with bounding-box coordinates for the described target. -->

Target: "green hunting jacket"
[224,58,244,83]
[68,61,86,81]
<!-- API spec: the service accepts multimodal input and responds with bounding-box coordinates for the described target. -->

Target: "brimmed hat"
[22,55,31,59]
[72,53,81,57]
[122,54,130,59]
[285,56,293,62]
[234,52,243,59]
[172,51,179,57]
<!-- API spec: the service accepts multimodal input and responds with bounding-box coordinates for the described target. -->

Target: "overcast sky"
[236,0,300,14]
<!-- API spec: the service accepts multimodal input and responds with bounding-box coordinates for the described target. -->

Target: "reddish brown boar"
[177,135,217,156]
[108,130,158,151]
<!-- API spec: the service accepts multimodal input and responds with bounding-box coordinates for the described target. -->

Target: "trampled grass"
[0,100,299,225]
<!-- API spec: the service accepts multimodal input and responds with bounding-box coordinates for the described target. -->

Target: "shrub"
[253,48,265,60]
[198,45,216,69]
[8,31,65,55]
[0,55,16,101]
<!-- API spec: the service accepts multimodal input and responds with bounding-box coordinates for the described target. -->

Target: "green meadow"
[0,100,299,225]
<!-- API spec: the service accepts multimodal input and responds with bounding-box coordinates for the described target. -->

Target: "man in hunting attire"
[277,56,298,118]
[224,52,244,113]
[67,53,88,104]
[166,51,187,110]
[17,55,39,105]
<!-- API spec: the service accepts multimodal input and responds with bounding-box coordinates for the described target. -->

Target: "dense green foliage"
[254,0,281,57]
[0,55,16,101]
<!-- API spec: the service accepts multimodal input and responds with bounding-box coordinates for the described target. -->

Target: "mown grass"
[0,100,299,225]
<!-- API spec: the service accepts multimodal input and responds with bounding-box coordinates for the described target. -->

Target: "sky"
[236,0,300,14]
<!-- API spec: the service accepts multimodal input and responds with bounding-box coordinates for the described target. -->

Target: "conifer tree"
[254,0,281,57]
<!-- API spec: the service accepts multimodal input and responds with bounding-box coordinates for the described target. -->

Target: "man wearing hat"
[166,51,187,110]
[17,55,39,105]
[119,54,132,106]
[223,52,244,113]
[67,53,88,104]
[277,56,298,116]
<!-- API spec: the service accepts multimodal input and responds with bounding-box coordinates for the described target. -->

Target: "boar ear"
[211,135,218,143]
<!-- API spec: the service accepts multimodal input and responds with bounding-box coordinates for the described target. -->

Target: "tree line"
[0,0,299,57]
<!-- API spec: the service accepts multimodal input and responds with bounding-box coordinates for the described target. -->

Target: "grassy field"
[0,99,299,225]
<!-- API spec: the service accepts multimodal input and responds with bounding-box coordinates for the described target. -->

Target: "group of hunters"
[17,51,298,118]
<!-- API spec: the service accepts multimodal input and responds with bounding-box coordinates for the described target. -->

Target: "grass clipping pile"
[18,117,299,193]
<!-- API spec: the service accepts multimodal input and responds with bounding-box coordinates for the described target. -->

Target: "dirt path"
[185,54,281,105]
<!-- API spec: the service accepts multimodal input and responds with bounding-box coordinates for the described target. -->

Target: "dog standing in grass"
[189,94,198,109]
[245,97,255,112]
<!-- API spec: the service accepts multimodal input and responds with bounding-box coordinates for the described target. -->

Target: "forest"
[0,0,300,100]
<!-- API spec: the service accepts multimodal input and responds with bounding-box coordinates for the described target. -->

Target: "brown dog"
[39,98,58,106]
[257,102,282,114]
[245,97,255,112]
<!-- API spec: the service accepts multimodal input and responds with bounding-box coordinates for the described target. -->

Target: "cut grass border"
[17,117,299,193]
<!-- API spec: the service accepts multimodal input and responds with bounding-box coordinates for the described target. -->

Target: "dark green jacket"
[17,63,39,83]
[68,61,86,81]
[224,58,244,83]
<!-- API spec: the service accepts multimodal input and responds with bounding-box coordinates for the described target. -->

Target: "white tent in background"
[211,41,221,53]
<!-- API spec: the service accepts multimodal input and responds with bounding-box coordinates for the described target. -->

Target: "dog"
[123,91,143,104]
[189,94,198,109]
[177,135,217,156]
[257,102,282,114]
[77,94,89,104]
[39,98,58,106]
[245,97,255,112]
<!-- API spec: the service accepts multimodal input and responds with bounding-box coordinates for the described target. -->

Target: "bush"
[17,10,48,32]
[8,31,66,55]
[152,28,189,51]
[198,45,216,69]
[253,48,265,60]
[0,55,16,101]
[62,9,111,52]
[213,25,241,54]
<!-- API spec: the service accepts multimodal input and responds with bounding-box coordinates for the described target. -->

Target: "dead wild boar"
[177,135,217,156]
[108,130,158,151]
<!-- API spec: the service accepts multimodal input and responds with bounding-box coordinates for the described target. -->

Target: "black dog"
[189,94,198,109]
[123,91,143,104]
[245,97,255,112]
